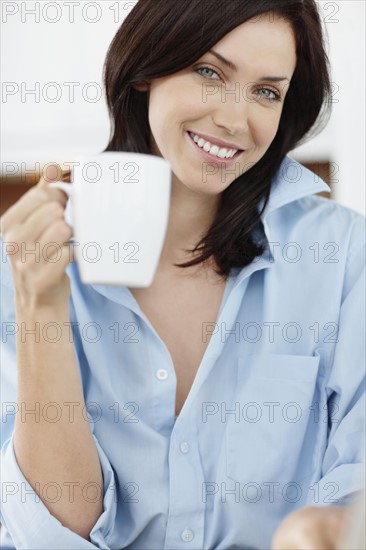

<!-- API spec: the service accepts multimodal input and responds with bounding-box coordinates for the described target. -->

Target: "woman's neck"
[158,175,220,270]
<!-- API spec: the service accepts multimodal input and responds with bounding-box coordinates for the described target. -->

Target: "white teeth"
[190,132,239,159]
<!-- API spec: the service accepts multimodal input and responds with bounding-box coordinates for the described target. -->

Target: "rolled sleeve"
[0,248,118,549]
[307,219,366,506]
[1,420,118,549]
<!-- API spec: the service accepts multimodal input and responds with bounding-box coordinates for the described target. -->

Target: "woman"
[1,0,364,548]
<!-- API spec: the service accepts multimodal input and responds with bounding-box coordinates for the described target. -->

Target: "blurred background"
[1,0,365,215]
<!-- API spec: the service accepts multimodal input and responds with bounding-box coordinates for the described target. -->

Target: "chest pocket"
[225,353,321,488]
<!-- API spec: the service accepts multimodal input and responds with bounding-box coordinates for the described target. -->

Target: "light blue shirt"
[1,156,365,549]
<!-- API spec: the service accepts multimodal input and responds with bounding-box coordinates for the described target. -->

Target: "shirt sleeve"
[306,215,366,507]
[0,248,117,549]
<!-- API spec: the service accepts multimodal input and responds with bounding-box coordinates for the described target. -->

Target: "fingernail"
[44,164,60,183]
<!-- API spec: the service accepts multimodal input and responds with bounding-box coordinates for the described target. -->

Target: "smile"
[186,131,244,165]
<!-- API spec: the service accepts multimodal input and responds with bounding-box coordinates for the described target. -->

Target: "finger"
[20,200,72,244]
[40,243,75,269]
[37,163,63,188]
[36,219,73,264]
[1,187,68,235]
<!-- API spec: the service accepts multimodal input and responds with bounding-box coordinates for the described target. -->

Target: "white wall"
[291,1,365,214]
[1,1,365,214]
[1,1,128,166]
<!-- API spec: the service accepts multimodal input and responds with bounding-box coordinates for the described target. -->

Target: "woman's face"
[143,14,297,196]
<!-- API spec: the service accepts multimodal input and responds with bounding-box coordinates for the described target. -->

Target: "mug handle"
[49,181,73,199]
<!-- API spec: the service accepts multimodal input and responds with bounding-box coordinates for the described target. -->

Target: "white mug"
[49,152,171,287]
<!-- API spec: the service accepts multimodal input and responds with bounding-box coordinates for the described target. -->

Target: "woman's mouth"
[186,131,244,165]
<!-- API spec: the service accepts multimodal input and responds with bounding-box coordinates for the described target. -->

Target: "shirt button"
[181,529,194,542]
[179,441,190,454]
[156,369,168,380]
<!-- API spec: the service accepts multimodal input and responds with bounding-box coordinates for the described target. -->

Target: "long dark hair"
[103,0,331,278]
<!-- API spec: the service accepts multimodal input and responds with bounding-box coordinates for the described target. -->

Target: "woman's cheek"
[255,114,282,149]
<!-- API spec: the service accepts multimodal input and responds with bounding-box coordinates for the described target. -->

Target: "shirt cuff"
[1,432,117,549]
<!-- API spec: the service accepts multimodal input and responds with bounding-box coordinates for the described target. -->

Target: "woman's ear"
[132,81,150,92]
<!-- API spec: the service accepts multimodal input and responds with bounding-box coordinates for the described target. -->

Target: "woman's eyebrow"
[207,49,290,82]
[258,76,290,82]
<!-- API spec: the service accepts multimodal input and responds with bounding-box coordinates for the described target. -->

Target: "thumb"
[37,163,63,188]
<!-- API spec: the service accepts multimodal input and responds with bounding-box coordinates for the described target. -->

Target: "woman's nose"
[212,88,251,135]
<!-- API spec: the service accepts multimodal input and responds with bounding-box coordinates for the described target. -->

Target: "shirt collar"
[259,155,331,221]
[228,155,331,289]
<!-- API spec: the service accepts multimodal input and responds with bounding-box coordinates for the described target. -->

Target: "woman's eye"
[195,66,221,80]
[255,88,281,102]
[195,67,282,102]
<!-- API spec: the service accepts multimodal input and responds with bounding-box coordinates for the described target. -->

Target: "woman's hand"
[0,165,74,311]
[271,505,348,550]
